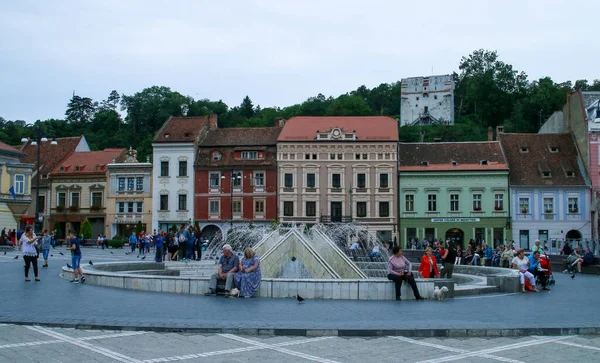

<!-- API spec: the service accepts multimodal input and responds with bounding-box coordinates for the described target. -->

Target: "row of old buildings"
[1,90,597,249]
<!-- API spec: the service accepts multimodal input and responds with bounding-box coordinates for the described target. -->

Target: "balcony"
[355,187,367,193]
[0,193,32,203]
[320,215,352,223]
[305,187,317,193]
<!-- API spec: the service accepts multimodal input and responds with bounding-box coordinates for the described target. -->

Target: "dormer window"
[566,171,575,178]
[213,152,222,160]
[59,166,65,172]
[422,161,429,166]
[164,133,170,138]
[519,147,529,153]
[542,172,552,178]
[549,146,559,153]
[74,166,80,172]
[241,151,258,160]
[451,161,459,166]
[184,132,191,137]
[95,165,101,172]
[480,160,488,165]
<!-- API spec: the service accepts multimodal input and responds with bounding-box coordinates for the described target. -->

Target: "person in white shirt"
[512,248,537,292]
[19,226,41,282]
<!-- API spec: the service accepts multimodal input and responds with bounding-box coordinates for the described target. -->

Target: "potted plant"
[521,208,527,214]
[69,205,79,212]
[473,206,482,211]
[90,205,101,211]
[494,205,503,211]
[569,208,578,213]
[56,206,65,212]
[545,209,553,214]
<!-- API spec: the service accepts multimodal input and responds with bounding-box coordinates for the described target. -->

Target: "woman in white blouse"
[19,226,41,282]
[512,248,536,292]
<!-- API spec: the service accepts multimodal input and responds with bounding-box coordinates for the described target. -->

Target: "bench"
[561,256,600,275]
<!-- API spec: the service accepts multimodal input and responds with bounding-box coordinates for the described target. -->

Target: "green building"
[398,142,510,248]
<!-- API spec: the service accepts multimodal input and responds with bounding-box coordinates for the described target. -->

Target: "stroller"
[537,254,555,286]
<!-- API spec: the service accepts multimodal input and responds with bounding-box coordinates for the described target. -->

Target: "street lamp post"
[223,171,242,227]
[21,125,57,233]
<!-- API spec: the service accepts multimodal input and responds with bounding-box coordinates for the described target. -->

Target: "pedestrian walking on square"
[20,226,41,282]
[129,231,137,253]
[154,230,164,262]
[66,230,85,283]
[40,229,52,268]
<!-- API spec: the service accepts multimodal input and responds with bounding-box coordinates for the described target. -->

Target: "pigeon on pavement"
[89,260,93,265]
[125,252,130,255]
[13,255,18,259]
[141,256,146,260]
[59,252,64,255]
[3,251,6,255]
[296,295,305,304]
[66,263,72,269]
[50,254,53,257]
[110,251,113,254]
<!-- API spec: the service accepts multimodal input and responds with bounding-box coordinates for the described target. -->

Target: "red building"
[194,125,282,236]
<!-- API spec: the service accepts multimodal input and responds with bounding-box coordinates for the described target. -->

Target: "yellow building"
[0,141,33,230]
[106,148,153,238]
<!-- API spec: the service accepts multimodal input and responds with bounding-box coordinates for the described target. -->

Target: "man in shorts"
[66,230,85,283]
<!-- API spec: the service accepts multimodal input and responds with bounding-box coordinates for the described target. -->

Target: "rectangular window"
[284,173,293,188]
[312,153,317,160]
[450,194,459,212]
[306,201,316,217]
[232,200,242,213]
[543,197,553,213]
[332,174,341,188]
[405,195,414,212]
[160,195,168,211]
[519,197,529,213]
[283,201,294,216]
[178,160,187,177]
[568,197,579,213]
[232,171,242,187]
[57,192,66,207]
[255,200,264,213]
[305,153,310,160]
[494,194,504,210]
[127,177,134,191]
[379,174,389,188]
[178,194,187,211]
[38,195,45,213]
[209,200,220,213]
[427,194,436,212]
[306,173,316,188]
[254,172,265,186]
[357,202,367,217]
[118,177,126,191]
[209,172,220,187]
[379,202,389,217]
[118,202,125,213]
[127,202,134,213]
[70,192,80,207]
[14,175,24,194]
[136,177,144,191]
[357,174,366,188]
[136,202,143,213]
[337,153,343,160]
[241,151,258,159]
[91,192,102,207]
[160,161,169,177]
[473,194,482,210]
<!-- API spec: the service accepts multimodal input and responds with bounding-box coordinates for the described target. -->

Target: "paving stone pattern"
[0,248,599,334]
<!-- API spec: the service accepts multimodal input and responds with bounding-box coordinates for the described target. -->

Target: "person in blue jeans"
[186,226,195,260]
[40,229,52,268]
[129,231,137,253]
[177,225,187,261]
[66,230,84,283]
[154,231,164,262]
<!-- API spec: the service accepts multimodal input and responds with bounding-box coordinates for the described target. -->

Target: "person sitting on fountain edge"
[205,244,239,297]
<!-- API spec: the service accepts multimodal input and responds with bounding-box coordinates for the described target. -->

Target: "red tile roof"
[278,116,398,141]
[399,142,508,171]
[51,148,126,176]
[0,141,24,155]
[20,137,86,185]
[152,115,213,143]
[199,127,282,147]
[498,133,588,186]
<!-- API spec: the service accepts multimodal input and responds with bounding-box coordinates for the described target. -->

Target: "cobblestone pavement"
[1,324,600,363]
[0,248,599,334]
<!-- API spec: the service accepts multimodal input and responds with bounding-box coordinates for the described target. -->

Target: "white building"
[151,115,213,232]
[400,74,454,126]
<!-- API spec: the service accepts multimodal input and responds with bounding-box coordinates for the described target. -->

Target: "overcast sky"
[1,0,598,122]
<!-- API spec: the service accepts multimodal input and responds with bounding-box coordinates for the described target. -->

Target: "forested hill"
[1,49,599,161]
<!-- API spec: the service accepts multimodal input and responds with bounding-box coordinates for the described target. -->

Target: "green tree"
[325,94,374,116]
[240,95,255,119]
[99,90,120,112]
[65,94,97,123]
[135,221,143,235]
[81,219,93,239]
[52,220,63,238]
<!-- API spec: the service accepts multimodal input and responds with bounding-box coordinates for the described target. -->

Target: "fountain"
[60,222,521,300]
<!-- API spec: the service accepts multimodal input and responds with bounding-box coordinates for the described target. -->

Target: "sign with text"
[431,218,480,223]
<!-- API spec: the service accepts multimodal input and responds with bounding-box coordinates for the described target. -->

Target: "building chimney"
[208,114,218,130]
[275,118,286,127]
[496,125,504,140]
[488,126,493,141]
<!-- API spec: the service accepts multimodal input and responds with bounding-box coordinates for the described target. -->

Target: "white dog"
[433,286,449,301]
[229,288,240,298]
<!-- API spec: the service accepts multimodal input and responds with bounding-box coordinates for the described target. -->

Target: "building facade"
[48,148,126,238]
[400,74,454,126]
[277,116,398,242]
[105,148,153,238]
[499,132,591,249]
[194,125,282,237]
[398,142,510,248]
[19,136,90,230]
[152,115,213,232]
[0,141,33,230]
